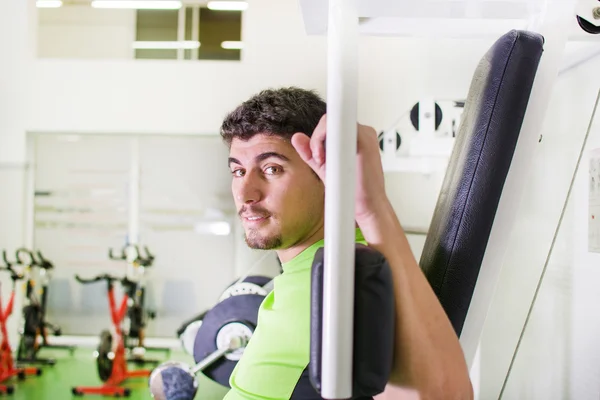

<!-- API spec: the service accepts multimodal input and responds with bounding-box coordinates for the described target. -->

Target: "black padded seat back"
[419,30,544,336]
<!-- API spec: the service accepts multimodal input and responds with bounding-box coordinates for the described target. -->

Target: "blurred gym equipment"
[108,244,170,364]
[151,290,267,399]
[6,248,77,366]
[176,275,271,357]
[72,273,156,398]
[0,252,43,395]
[149,336,248,400]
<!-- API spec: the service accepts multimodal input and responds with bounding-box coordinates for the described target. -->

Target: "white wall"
[0,1,32,163]
[28,1,492,135]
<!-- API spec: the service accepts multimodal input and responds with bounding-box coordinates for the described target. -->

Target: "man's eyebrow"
[228,152,290,168]
[228,157,241,167]
[255,152,290,163]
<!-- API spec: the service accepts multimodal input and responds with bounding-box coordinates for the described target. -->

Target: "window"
[135,7,243,61]
[32,133,237,336]
[37,3,244,61]
[135,10,179,60]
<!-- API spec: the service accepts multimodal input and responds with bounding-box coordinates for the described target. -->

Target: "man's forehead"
[229,134,292,156]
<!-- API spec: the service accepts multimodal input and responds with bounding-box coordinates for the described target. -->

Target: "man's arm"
[358,200,474,400]
[291,116,473,400]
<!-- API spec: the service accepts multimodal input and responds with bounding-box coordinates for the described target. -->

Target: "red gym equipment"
[0,256,42,395]
[71,274,153,397]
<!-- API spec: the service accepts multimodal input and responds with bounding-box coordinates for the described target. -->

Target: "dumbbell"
[153,293,265,399]
[177,275,272,356]
[150,336,247,400]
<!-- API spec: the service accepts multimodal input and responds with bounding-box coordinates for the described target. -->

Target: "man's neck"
[276,224,325,263]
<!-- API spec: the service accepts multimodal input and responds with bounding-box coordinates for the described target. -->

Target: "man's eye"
[265,166,281,175]
[231,169,245,177]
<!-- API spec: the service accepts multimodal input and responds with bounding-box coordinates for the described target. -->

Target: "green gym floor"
[10,347,229,400]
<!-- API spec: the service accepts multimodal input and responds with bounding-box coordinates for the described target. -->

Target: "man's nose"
[236,172,262,204]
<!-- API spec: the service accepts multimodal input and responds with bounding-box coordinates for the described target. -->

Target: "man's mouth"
[239,206,271,225]
[242,214,271,224]
[245,216,267,221]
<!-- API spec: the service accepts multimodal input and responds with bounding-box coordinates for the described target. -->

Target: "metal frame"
[302,0,596,41]
[322,0,359,397]
[320,0,580,397]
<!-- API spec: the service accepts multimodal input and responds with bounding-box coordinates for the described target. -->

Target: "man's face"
[229,133,325,250]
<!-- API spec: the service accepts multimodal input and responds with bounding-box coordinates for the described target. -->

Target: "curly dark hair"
[220,87,326,146]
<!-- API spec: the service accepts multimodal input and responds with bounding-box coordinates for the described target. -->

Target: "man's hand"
[291,114,390,224]
[291,113,473,400]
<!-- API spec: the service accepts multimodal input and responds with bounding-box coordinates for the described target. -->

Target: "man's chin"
[244,232,282,250]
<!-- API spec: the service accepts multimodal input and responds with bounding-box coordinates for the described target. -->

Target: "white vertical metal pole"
[322,0,358,398]
[192,6,200,60]
[24,135,36,250]
[127,138,141,275]
[177,6,185,60]
[128,138,140,245]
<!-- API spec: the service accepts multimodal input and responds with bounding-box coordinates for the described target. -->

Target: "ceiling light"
[207,1,248,11]
[36,0,63,7]
[91,1,182,10]
[132,41,200,49]
[221,41,243,50]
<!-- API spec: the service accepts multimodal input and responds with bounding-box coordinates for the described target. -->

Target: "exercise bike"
[10,248,76,366]
[72,273,154,397]
[108,244,169,364]
[0,252,42,395]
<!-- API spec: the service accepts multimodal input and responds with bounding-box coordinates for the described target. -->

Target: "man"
[220,87,473,400]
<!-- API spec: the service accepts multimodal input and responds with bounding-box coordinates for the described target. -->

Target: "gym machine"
[71,273,156,397]
[377,98,465,174]
[7,249,76,366]
[0,253,43,395]
[108,244,170,363]
[575,0,600,34]
[151,21,558,399]
[176,275,272,357]
[153,275,273,399]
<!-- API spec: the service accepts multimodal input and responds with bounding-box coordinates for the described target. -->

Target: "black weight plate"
[97,330,113,382]
[410,102,443,131]
[577,15,600,34]
[193,294,265,387]
[377,131,401,152]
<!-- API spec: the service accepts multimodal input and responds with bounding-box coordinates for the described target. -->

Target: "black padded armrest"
[310,244,395,398]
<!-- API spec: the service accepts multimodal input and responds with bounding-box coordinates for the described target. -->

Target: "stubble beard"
[244,229,283,250]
